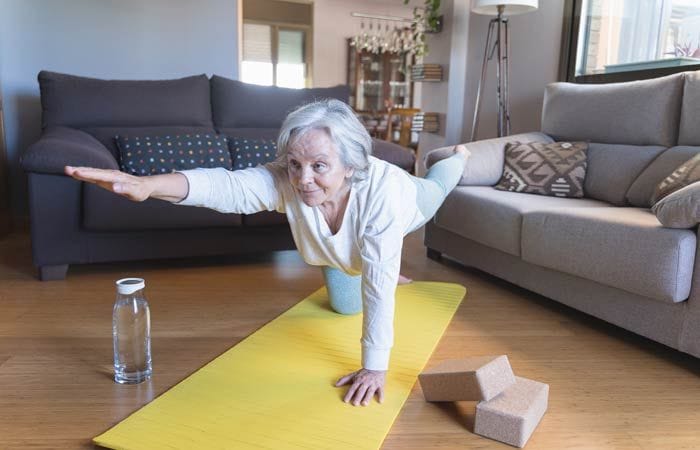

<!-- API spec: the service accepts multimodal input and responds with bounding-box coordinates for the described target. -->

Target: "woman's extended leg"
[411,146,469,229]
[322,266,362,315]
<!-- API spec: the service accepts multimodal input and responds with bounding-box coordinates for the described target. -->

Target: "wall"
[464,0,566,141]
[244,0,312,25]
[417,0,471,173]
[417,0,565,168]
[0,0,240,225]
[0,0,565,223]
[312,0,418,88]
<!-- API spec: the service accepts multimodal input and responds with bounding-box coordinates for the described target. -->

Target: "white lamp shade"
[471,0,538,16]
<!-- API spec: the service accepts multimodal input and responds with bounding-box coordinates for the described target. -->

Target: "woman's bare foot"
[398,274,413,285]
[454,144,471,159]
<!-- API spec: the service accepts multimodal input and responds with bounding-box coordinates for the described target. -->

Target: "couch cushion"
[541,73,684,147]
[210,75,350,128]
[653,181,700,229]
[83,183,242,231]
[218,129,415,172]
[652,153,700,204]
[626,146,700,207]
[494,141,587,197]
[584,143,666,206]
[82,126,217,159]
[116,132,232,175]
[242,211,288,226]
[678,70,700,146]
[229,137,277,170]
[39,71,212,129]
[434,187,610,256]
[217,127,280,141]
[521,208,696,303]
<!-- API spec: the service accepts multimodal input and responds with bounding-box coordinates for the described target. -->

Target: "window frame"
[241,19,313,88]
[559,0,700,83]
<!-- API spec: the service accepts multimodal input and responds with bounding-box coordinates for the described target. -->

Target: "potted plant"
[404,0,442,56]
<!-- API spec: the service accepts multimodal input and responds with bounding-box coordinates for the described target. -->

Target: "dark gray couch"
[21,71,415,280]
[425,70,700,360]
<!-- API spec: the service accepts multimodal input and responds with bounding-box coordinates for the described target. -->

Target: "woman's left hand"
[335,368,386,406]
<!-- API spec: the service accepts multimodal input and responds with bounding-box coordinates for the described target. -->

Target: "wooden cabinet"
[347,39,413,113]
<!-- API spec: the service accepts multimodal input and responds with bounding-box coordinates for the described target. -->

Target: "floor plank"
[1,230,699,449]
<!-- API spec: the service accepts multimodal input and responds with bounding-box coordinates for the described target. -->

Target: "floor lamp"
[470,0,538,141]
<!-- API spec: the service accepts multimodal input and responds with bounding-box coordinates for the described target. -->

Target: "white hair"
[276,99,372,183]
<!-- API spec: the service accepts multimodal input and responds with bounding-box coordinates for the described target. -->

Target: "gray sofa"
[21,71,415,280]
[425,70,700,359]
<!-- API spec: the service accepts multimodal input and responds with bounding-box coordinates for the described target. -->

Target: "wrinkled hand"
[65,166,153,202]
[335,368,386,406]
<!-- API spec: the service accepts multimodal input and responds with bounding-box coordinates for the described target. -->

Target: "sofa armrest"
[372,139,416,173]
[21,126,119,174]
[424,132,553,186]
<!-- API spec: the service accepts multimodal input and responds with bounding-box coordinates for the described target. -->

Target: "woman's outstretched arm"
[64,166,189,203]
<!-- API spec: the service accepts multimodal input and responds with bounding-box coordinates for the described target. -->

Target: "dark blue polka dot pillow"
[228,138,277,170]
[115,133,232,175]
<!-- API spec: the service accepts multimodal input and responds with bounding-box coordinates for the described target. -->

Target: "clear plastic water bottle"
[113,278,152,384]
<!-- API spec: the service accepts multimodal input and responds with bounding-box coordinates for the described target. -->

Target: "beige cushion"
[652,153,700,204]
[521,207,696,303]
[435,187,610,257]
[652,181,700,229]
[495,141,588,197]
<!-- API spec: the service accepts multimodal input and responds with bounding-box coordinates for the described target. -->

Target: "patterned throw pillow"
[495,141,588,197]
[116,133,231,175]
[228,138,277,170]
[651,153,700,205]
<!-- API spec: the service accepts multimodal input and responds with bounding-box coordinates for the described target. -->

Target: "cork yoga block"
[474,376,549,448]
[418,355,516,402]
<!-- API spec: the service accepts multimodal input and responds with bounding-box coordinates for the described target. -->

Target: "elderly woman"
[65,99,469,407]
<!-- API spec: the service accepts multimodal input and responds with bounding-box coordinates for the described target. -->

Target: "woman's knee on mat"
[322,266,362,315]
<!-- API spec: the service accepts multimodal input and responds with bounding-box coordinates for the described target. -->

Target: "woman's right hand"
[64,166,155,202]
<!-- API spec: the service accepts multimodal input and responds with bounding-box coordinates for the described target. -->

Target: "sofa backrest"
[39,71,213,129]
[678,71,700,146]
[541,72,684,147]
[210,75,350,129]
[584,143,666,206]
[625,146,700,207]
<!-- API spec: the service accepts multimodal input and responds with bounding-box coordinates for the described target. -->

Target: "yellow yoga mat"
[94,281,466,450]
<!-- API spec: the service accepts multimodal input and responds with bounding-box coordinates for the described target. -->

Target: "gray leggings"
[323,152,466,314]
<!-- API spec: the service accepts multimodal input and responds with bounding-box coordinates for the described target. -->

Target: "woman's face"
[286,129,354,207]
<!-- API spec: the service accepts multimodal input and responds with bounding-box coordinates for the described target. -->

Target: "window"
[241,22,307,88]
[561,0,700,82]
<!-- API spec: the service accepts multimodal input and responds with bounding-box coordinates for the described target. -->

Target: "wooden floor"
[1,229,699,450]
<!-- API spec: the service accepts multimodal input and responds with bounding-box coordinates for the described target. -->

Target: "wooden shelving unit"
[347,39,414,112]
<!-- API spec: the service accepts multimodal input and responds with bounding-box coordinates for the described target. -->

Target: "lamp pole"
[470,4,514,141]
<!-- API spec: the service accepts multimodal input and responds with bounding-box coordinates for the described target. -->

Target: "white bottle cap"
[116,278,145,295]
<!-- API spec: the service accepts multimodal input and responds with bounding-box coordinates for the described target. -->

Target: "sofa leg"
[427,248,442,261]
[39,264,69,281]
